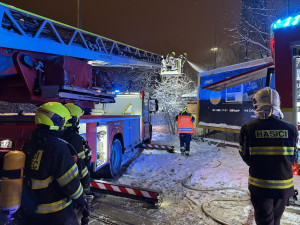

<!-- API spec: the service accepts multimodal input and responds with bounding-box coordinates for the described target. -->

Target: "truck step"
[141,144,175,153]
[90,180,162,207]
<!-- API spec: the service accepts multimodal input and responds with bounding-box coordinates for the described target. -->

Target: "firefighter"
[175,107,195,156]
[239,87,298,225]
[166,51,175,61]
[61,103,91,194]
[166,52,175,66]
[179,53,188,65]
[21,102,88,225]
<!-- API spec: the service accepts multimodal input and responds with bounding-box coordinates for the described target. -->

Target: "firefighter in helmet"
[239,87,298,225]
[21,102,88,225]
[166,52,175,64]
[61,103,91,193]
[179,53,188,64]
[175,107,195,156]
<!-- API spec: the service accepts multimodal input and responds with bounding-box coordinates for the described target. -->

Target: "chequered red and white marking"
[142,144,174,150]
[90,181,158,199]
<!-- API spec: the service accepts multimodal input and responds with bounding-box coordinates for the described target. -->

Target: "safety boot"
[180,147,185,156]
[185,151,190,157]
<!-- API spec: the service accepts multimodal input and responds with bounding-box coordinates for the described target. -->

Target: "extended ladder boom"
[0,2,161,68]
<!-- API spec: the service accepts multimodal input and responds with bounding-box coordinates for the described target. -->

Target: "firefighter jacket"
[239,115,298,199]
[176,113,195,134]
[22,127,83,215]
[62,127,90,192]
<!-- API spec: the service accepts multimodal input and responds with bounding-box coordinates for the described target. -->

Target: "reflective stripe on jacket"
[249,176,293,189]
[249,146,294,155]
[176,115,195,134]
[36,198,72,214]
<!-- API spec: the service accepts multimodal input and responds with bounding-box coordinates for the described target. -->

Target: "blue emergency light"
[271,15,300,31]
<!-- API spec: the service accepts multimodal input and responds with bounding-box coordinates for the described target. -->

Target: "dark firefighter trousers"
[23,204,79,225]
[251,194,288,225]
[179,133,191,153]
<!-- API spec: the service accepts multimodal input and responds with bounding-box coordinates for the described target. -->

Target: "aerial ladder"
[0,2,161,106]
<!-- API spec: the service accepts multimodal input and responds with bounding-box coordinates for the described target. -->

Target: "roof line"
[199,57,273,77]
[202,62,273,91]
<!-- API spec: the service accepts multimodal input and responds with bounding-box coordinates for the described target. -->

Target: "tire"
[109,138,122,177]
[94,138,122,178]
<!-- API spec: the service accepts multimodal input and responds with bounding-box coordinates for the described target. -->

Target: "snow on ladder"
[141,144,175,153]
[90,180,162,207]
[0,2,161,68]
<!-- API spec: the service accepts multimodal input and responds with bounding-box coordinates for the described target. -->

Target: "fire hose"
[181,157,251,225]
[182,174,250,225]
[182,160,300,224]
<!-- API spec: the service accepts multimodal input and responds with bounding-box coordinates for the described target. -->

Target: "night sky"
[1,0,240,71]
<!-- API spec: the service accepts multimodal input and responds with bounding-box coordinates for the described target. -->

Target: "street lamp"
[211,47,218,69]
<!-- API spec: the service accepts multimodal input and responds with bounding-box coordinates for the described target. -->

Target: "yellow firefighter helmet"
[64,103,83,127]
[35,102,71,131]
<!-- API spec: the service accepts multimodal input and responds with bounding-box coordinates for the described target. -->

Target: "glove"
[73,195,89,212]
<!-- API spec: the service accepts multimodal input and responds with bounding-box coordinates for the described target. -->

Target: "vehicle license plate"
[0,140,12,148]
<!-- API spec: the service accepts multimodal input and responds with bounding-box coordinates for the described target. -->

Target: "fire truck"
[270,14,300,173]
[0,2,161,219]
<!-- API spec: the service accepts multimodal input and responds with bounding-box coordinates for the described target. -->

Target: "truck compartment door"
[124,118,141,150]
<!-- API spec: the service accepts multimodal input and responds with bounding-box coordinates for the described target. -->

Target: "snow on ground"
[98,127,300,225]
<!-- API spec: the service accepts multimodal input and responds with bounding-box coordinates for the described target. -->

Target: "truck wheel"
[95,138,122,178]
[109,138,122,177]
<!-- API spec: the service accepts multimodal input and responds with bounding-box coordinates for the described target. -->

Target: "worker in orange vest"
[176,108,195,156]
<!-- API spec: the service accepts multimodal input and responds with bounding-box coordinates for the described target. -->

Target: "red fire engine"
[271,14,300,174]
[0,2,162,220]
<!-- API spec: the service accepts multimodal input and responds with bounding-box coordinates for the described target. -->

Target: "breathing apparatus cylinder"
[0,151,25,216]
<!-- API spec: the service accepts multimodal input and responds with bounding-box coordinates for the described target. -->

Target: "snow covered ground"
[96,126,300,225]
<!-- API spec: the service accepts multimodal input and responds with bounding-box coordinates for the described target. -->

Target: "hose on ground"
[181,171,250,225]
[181,174,250,196]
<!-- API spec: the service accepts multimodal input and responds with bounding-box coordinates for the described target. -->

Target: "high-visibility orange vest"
[176,115,195,134]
